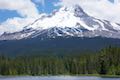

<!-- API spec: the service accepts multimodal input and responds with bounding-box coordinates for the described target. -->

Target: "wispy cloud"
[0,17,37,33]
[0,0,42,34]
[55,0,120,23]
[0,0,39,18]
[0,0,120,34]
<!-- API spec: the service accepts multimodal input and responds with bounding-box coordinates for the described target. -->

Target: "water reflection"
[0,76,120,80]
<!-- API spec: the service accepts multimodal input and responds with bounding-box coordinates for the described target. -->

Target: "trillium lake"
[0,76,120,80]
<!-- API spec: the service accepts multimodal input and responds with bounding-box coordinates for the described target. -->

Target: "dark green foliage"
[0,46,120,75]
[0,37,120,56]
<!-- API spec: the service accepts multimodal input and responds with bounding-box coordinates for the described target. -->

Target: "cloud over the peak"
[55,0,120,23]
[0,0,120,34]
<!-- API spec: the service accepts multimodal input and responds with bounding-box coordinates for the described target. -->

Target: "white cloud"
[0,0,42,34]
[0,0,39,18]
[55,0,120,23]
[0,13,47,34]
[1,0,120,34]
[0,17,36,34]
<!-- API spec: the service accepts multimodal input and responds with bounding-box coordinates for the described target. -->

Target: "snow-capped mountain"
[0,5,120,40]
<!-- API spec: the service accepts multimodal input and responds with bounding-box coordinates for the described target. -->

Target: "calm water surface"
[0,76,120,80]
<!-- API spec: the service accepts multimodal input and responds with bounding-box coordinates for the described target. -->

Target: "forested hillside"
[0,46,120,76]
[0,37,120,56]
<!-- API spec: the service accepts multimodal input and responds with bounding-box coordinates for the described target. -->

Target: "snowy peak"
[1,5,120,40]
[74,5,88,17]
[26,5,93,30]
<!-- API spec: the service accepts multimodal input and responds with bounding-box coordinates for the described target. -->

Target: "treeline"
[0,46,120,75]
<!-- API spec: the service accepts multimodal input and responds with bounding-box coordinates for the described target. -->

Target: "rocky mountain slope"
[0,5,120,40]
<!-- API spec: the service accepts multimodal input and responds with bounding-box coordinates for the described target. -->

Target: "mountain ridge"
[0,5,120,40]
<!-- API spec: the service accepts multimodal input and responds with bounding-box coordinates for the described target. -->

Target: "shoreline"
[0,74,120,78]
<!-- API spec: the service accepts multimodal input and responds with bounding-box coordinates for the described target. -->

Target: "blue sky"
[109,0,114,2]
[0,10,21,22]
[0,0,120,34]
[0,0,60,23]
[0,0,114,23]
[33,0,59,13]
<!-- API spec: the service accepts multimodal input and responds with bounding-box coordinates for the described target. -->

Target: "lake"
[0,76,120,80]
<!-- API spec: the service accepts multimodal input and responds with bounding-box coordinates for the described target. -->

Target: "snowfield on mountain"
[0,5,120,40]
